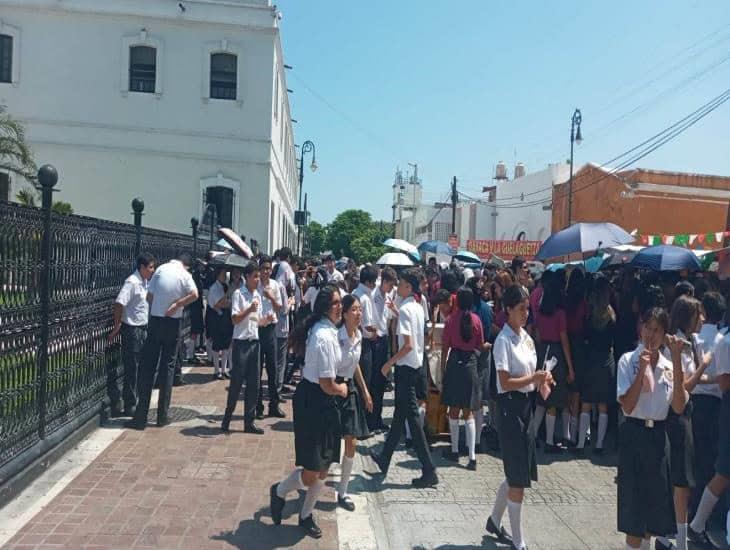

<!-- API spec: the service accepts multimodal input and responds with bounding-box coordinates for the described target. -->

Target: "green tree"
[306,221,328,256]
[326,209,374,259]
[0,105,37,182]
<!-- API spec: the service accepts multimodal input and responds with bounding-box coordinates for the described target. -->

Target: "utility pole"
[451,176,457,234]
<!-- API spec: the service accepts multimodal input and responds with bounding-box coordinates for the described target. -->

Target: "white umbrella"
[376,252,415,267]
[383,238,420,260]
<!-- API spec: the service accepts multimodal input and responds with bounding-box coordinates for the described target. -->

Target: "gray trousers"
[275,336,288,393]
[224,339,261,425]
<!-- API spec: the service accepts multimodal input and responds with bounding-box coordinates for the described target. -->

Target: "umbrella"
[216,238,234,250]
[599,250,638,269]
[535,222,634,260]
[630,245,702,271]
[208,253,250,268]
[217,227,253,258]
[384,238,420,260]
[453,250,481,263]
[418,240,456,256]
[375,252,415,267]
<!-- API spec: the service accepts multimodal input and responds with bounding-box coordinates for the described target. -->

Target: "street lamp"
[296,140,316,255]
[567,108,583,228]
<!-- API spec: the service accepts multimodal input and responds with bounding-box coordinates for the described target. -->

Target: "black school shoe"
[270,484,285,525]
[337,494,355,512]
[244,423,264,435]
[442,449,459,462]
[687,525,714,547]
[123,419,145,431]
[485,516,512,544]
[412,470,439,488]
[298,515,322,538]
[654,537,676,550]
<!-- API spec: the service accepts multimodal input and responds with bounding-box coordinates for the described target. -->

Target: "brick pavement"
[2,365,338,550]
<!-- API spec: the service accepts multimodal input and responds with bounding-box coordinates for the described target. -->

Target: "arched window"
[516,231,527,241]
[129,46,156,93]
[0,34,12,83]
[210,53,237,100]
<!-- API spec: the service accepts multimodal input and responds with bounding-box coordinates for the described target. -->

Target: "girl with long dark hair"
[269,284,348,538]
[564,268,588,445]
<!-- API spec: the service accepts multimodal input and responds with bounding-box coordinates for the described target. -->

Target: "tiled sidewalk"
[2,366,338,549]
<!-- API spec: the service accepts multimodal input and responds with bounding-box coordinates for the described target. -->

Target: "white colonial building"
[0,0,298,252]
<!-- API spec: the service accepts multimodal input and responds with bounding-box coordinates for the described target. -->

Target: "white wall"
[0,0,297,249]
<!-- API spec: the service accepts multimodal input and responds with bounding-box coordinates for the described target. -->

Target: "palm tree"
[0,105,37,183]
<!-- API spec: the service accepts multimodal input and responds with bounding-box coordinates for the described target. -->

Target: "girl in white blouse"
[269,284,348,539]
[335,294,373,512]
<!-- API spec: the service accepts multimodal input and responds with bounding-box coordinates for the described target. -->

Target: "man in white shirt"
[370,267,397,432]
[353,265,379,431]
[256,255,284,419]
[126,254,198,430]
[275,247,297,298]
[108,253,156,417]
[324,254,344,283]
[222,262,266,434]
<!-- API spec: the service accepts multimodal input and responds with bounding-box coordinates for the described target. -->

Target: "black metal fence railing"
[0,166,200,483]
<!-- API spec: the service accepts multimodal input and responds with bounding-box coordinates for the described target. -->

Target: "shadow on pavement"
[178,372,216,385]
[211,510,307,549]
[428,537,510,549]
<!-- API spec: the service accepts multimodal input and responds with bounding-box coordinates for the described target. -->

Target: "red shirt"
[535,308,567,343]
[443,310,485,352]
[566,299,587,335]
[530,286,543,319]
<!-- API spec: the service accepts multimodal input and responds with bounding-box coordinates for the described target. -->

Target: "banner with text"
[466,239,542,260]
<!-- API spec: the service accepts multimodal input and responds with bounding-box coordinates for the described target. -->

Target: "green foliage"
[16,186,37,207]
[308,209,394,264]
[306,221,327,256]
[0,105,37,183]
[51,201,74,215]
[326,209,373,259]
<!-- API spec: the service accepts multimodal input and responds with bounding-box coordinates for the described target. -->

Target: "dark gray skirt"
[294,379,342,472]
[442,350,481,410]
[581,347,615,404]
[335,377,370,439]
[496,391,537,488]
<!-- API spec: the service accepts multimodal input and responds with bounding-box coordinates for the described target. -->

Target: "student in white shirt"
[256,255,284,419]
[352,265,378,429]
[324,254,344,283]
[486,284,550,550]
[221,262,265,434]
[334,294,373,512]
[372,268,438,489]
[108,253,156,417]
[616,308,688,550]
[370,267,397,432]
[126,254,198,431]
[270,285,348,539]
[207,268,233,380]
[271,262,291,399]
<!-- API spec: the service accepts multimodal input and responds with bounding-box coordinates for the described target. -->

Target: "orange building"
[552,164,730,247]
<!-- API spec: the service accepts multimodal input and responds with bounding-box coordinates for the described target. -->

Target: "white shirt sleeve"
[115,278,134,306]
[715,337,730,376]
[616,352,634,401]
[182,271,196,295]
[230,289,244,316]
[493,335,510,373]
[208,283,222,309]
[147,270,160,296]
[397,304,413,337]
[361,296,375,328]
[315,335,337,379]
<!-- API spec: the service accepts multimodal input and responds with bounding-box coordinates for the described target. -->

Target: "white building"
[392,165,422,227]
[0,0,298,253]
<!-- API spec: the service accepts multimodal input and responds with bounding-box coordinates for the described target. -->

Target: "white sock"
[418,404,426,427]
[301,479,324,520]
[676,522,687,550]
[577,412,590,449]
[546,413,556,445]
[690,487,720,533]
[490,479,508,527]
[531,405,546,438]
[338,455,354,498]
[570,414,578,444]
[277,468,305,497]
[597,413,608,449]
[561,410,571,441]
[640,538,650,550]
[465,418,476,461]
[507,499,525,549]
[449,418,459,453]
[474,408,484,447]
[405,420,412,440]
[220,349,229,374]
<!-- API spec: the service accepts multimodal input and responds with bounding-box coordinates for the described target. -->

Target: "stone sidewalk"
[1,365,338,549]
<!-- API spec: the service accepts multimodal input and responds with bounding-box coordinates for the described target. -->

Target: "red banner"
[466,239,542,260]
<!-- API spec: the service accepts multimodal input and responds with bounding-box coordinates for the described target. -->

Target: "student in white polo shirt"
[126,253,198,431]
[108,253,156,417]
[370,267,397,432]
[255,255,284,420]
[372,268,438,489]
[352,265,378,430]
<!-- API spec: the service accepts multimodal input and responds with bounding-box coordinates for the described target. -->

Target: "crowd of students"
[111,246,730,549]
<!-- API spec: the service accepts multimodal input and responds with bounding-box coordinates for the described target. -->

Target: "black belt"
[626,417,666,429]
[498,391,531,401]
[335,376,352,383]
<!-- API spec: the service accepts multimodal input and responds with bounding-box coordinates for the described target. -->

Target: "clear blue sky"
[278,1,730,224]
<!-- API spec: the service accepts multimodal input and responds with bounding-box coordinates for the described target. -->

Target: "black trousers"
[380,365,435,473]
[257,325,279,410]
[370,336,389,429]
[690,394,721,518]
[133,316,181,426]
[120,324,146,408]
[224,339,260,425]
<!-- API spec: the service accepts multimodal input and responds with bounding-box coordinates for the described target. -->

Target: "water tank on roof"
[495,161,508,181]
[514,162,526,179]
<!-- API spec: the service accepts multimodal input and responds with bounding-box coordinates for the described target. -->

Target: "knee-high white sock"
[546,413,556,445]
[570,414,578,444]
[405,419,412,440]
[338,455,354,498]
[465,418,476,460]
[676,522,687,550]
[474,408,484,447]
[577,412,590,449]
[277,468,305,497]
[561,410,571,441]
[531,405,546,438]
[206,338,214,364]
[690,487,720,533]
[640,538,650,550]
[449,418,460,453]
[597,413,608,449]
[507,499,525,549]
[490,479,508,527]
[300,479,324,520]
[220,349,229,374]
[418,404,426,427]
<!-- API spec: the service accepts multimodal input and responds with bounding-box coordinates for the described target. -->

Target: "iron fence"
[0,177,199,480]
